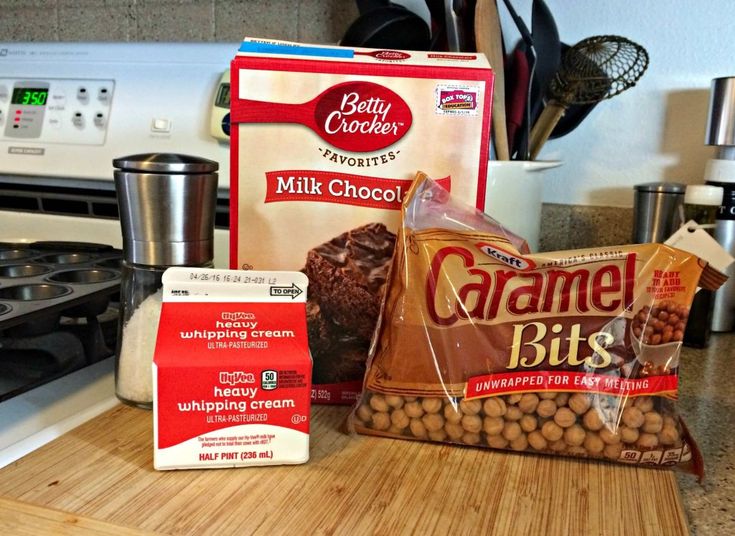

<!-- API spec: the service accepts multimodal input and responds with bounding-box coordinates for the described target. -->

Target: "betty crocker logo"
[313,82,412,152]
[233,81,413,152]
[355,50,411,61]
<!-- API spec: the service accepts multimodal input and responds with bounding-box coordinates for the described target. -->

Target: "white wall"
[499,0,733,206]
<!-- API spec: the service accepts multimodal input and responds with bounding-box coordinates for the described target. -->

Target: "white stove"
[0,43,235,466]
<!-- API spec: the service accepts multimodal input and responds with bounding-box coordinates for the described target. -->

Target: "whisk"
[529,35,649,160]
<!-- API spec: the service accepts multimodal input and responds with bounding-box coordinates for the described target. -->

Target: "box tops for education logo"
[435,84,480,116]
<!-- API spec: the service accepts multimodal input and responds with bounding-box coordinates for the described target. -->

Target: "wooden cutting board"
[0,496,155,535]
[0,404,688,535]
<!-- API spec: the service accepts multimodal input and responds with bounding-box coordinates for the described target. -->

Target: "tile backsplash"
[1,0,630,252]
[0,0,357,44]
[539,205,633,252]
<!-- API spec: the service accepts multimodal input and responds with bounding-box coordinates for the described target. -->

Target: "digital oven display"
[11,87,49,106]
[215,83,230,108]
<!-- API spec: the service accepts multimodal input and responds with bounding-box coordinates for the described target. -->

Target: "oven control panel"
[0,43,233,184]
[0,78,114,145]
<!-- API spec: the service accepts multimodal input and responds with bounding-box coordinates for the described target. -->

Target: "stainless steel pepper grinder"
[704,77,735,332]
[113,153,218,407]
[632,182,685,244]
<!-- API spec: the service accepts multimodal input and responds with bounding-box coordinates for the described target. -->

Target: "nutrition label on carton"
[153,268,311,471]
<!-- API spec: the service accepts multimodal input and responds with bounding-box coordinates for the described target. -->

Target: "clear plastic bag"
[350,173,725,476]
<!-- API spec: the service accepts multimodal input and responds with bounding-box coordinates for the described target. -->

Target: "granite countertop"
[677,333,735,534]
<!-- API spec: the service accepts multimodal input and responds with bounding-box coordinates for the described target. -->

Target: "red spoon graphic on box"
[354,50,412,60]
[231,81,413,152]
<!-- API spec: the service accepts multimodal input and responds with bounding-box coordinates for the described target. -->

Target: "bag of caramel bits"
[350,172,727,476]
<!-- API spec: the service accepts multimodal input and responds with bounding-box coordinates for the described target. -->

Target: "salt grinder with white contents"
[113,153,218,408]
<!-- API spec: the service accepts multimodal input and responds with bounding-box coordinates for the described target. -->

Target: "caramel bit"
[355,391,684,460]
[640,361,669,377]
[632,300,689,346]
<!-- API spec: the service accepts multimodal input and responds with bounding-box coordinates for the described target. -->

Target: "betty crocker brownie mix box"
[230,39,494,404]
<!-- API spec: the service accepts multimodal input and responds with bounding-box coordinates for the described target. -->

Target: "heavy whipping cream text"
[176,382,296,414]
[178,317,295,343]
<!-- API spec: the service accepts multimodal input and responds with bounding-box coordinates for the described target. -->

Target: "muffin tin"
[0,241,122,337]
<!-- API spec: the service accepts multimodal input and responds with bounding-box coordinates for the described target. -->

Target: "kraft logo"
[219,371,255,385]
[221,311,255,320]
[477,243,535,270]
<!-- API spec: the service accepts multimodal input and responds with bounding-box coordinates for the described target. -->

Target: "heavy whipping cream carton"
[153,268,311,470]
[230,39,494,404]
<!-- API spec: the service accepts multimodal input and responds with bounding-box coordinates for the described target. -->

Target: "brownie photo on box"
[303,223,396,397]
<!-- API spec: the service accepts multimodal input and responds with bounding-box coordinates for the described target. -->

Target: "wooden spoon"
[475,0,509,160]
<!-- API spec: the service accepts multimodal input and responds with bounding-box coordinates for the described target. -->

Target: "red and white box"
[153,268,311,470]
[230,39,494,404]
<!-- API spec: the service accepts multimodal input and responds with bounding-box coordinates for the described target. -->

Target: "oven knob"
[221,112,230,136]
[72,111,84,127]
[98,87,111,104]
[77,86,89,103]
[93,112,106,127]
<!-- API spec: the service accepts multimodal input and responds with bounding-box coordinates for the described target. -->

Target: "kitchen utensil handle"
[529,101,565,160]
[475,0,509,161]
